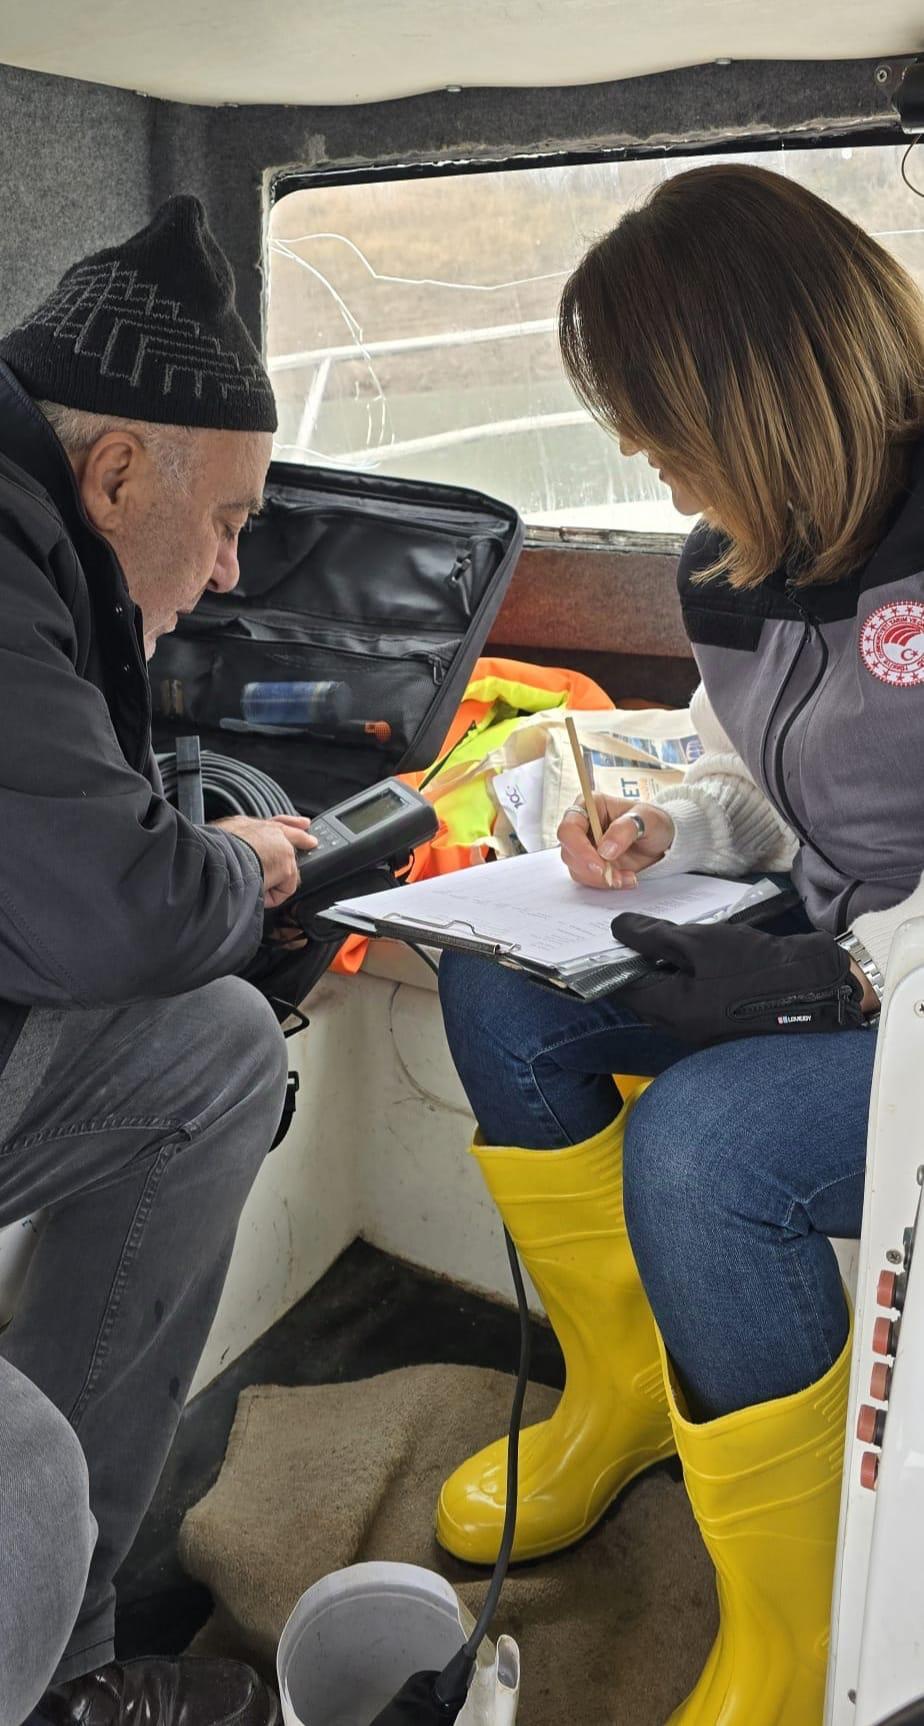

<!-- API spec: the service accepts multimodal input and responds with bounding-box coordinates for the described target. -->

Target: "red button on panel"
[860,1452,880,1491]
[857,1404,885,1446]
[870,1362,892,1401]
[873,1316,897,1357]
[878,1270,898,1309]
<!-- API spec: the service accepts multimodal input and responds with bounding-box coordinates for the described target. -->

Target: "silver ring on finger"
[564,802,587,819]
[628,812,647,841]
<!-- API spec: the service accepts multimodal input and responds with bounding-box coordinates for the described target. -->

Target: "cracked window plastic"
[268,147,924,534]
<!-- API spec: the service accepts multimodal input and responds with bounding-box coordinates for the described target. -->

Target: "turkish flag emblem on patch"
[860,600,924,687]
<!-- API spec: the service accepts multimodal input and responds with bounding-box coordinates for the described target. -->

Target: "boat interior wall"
[0,65,153,336]
[0,0,921,107]
[491,542,698,705]
[0,56,907,339]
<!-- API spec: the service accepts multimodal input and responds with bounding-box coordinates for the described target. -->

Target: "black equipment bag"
[150,461,524,815]
[150,462,523,1025]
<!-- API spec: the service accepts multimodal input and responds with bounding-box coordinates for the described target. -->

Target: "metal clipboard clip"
[380,912,522,958]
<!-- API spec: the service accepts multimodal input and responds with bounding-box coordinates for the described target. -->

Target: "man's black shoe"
[34,1658,281,1725]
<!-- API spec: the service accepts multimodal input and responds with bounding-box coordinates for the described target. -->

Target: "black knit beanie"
[0,196,277,433]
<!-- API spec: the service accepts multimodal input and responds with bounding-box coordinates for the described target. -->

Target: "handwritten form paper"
[331,850,747,969]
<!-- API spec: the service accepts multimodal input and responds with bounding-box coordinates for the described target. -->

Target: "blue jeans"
[439,950,875,1418]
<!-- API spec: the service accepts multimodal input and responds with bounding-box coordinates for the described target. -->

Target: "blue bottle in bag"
[240,681,354,728]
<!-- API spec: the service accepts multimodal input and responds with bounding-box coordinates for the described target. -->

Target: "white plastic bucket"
[277,1562,520,1726]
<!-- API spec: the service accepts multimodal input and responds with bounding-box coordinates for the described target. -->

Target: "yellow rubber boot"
[659,1325,851,1726]
[436,1080,676,1564]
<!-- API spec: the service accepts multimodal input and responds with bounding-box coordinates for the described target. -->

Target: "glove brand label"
[860,600,924,687]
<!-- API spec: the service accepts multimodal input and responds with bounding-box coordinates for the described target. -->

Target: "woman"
[436,163,924,1726]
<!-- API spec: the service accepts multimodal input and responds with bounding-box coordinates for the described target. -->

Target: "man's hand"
[558,796,675,889]
[211,813,317,908]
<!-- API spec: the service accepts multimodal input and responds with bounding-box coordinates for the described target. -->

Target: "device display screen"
[339,787,405,835]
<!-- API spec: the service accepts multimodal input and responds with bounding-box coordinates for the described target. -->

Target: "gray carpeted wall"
[0,53,907,343]
[0,65,154,333]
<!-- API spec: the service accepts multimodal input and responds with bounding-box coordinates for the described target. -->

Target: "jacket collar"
[0,359,142,641]
[856,434,924,596]
[0,359,95,537]
[0,362,152,770]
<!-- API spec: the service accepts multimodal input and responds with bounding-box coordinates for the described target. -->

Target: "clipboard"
[318,856,799,1001]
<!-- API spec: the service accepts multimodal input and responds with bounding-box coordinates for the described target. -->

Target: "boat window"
[268,145,923,536]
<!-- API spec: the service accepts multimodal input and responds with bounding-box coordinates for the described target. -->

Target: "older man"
[0,198,313,1724]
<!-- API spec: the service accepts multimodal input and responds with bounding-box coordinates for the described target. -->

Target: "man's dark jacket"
[0,361,265,1084]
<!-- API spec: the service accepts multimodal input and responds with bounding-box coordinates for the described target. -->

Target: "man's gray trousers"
[0,1357,96,1723]
[0,976,288,1699]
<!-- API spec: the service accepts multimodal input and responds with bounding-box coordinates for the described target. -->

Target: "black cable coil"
[156,749,297,821]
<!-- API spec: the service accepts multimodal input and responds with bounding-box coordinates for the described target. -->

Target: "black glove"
[610,914,865,1046]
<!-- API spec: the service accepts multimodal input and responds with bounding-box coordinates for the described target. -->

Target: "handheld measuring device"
[295,778,438,893]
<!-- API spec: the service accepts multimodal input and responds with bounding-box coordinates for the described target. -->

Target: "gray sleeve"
[0,536,265,1008]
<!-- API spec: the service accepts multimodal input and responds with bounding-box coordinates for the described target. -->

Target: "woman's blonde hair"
[559,162,924,587]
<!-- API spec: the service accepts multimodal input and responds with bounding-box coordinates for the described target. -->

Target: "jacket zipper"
[419,720,479,789]
[758,613,809,810]
[759,587,860,926]
[730,982,857,1025]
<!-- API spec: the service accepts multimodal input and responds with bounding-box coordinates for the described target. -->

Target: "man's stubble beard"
[121,491,198,653]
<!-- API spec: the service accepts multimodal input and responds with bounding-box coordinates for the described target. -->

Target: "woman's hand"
[610,915,866,1042]
[558,796,675,889]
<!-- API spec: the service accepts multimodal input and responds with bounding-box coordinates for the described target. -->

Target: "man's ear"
[74,432,149,535]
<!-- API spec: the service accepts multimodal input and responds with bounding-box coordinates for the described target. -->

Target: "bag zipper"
[293,610,461,637]
[192,603,459,643]
[265,489,508,543]
[184,609,451,685]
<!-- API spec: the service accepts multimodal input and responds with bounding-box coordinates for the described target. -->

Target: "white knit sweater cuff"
[657,775,796,877]
[653,794,721,874]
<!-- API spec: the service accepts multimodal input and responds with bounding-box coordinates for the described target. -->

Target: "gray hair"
[35,400,198,492]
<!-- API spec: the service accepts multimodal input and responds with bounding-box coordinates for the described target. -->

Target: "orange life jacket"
[331,656,613,975]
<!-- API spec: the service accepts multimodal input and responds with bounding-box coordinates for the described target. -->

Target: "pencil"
[565,715,614,888]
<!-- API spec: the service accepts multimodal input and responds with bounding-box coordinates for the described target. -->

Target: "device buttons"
[305,822,345,853]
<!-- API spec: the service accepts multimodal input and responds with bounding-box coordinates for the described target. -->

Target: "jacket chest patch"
[860,600,924,688]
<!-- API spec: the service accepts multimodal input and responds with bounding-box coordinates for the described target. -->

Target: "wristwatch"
[837,929,885,1019]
